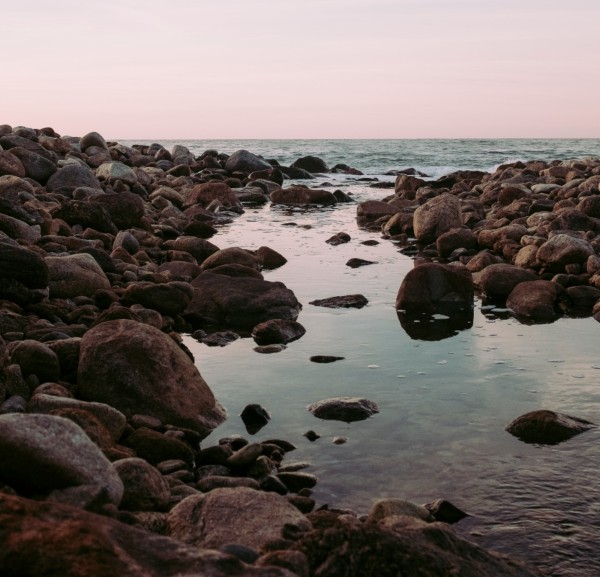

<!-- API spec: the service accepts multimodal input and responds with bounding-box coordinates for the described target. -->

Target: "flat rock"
[505,409,595,445]
[309,294,368,309]
[307,397,379,422]
[346,258,376,268]
[252,319,306,345]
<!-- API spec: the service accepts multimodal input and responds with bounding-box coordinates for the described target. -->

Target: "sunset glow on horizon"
[3,0,599,140]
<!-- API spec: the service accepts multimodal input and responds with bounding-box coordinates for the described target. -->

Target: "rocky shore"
[2,124,598,576]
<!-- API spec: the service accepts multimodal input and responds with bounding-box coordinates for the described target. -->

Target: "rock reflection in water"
[397,309,474,341]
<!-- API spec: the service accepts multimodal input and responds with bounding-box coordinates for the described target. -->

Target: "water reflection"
[397,310,474,341]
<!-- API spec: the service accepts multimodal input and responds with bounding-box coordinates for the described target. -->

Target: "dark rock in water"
[424,498,469,524]
[326,232,351,245]
[77,319,226,437]
[331,163,363,175]
[505,410,595,445]
[346,258,376,269]
[224,149,271,174]
[9,340,60,382]
[252,319,306,345]
[186,271,301,329]
[0,150,26,177]
[293,511,541,577]
[307,397,379,422]
[9,147,57,184]
[290,155,330,174]
[562,285,600,316]
[332,436,348,445]
[277,472,318,493]
[254,344,287,354]
[184,181,243,211]
[506,280,564,323]
[309,294,368,309]
[304,430,321,441]
[201,331,240,347]
[255,246,287,270]
[0,492,291,577]
[333,189,354,203]
[478,263,539,301]
[396,263,473,316]
[361,239,380,246]
[201,247,260,272]
[309,356,345,363]
[279,165,314,179]
[240,404,271,435]
[270,186,337,206]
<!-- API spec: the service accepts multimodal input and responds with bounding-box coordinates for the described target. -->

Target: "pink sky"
[3,0,599,139]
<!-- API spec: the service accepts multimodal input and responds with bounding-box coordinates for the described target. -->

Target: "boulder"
[121,281,193,316]
[252,319,306,345]
[0,243,48,288]
[122,427,195,465]
[290,155,329,173]
[356,200,400,227]
[184,181,243,210]
[436,228,477,258]
[96,161,137,185]
[0,414,123,508]
[77,320,226,437]
[10,340,60,382]
[413,194,463,243]
[0,150,26,177]
[201,247,261,272]
[307,397,379,422]
[394,174,427,198]
[168,487,311,550]
[225,150,271,174]
[505,410,595,444]
[536,234,595,272]
[506,280,564,323]
[93,191,146,229]
[186,272,301,329]
[80,131,108,151]
[164,236,220,264]
[0,493,293,577]
[396,263,473,315]
[9,147,57,184]
[45,253,110,299]
[478,263,539,300]
[46,163,101,192]
[113,458,171,511]
[368,499,433,523]
[255,246,287,270]
[54,200,118,233]
[270,186,337,206]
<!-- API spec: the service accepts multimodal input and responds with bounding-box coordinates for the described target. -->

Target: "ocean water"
[129,139,600,576]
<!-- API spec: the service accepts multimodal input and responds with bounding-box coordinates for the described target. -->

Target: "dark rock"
[240,404,271,435]
[505,410,595,445]
[122,427,195,465]
[303,430,321,441]
[309,294,368,309]
[121,281,193,317]
[45,253,110,299]
[93,191,146,229]
[0,243,48,289]
[254,344,287,354]
[164,236,220,264]
[424,498,469,524]
[478,263,539,301]
[280,166,314,179]
[77,320,226,437]
[307,397,379,422]
[346,258,376,268]
[184,181,243,211]
[10,340,60,382]
[54,200,117,233]
[326,232,351,245]
[309,356,345,363]
[201,247,260,272]
[290,155,329,173]
[220,544,260,565]
[255,246,287,270]
[0,150,26,177]
[506,280,564,323]
[252,319,306,345]
[200,331,240,347]
[270,186,337,206]
[224,150,271,174]
[436,228,477,258]
[113,458,171,511]
[46,163,101,193]
[80,131,108,151]
[537,234,594,272]
[9,147,57,184]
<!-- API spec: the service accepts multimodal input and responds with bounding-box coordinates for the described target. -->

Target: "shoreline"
[2,124,599,576]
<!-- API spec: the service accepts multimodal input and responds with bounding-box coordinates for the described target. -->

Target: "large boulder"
[77,320,226,437]
[200,247,261,272]
[536,234,595,272]
[0,493,293,577]
[54,200,118,233]
[225,150,271,174]
[113,458,171,512]
[290,155,329,173]
[92,191,146,229]
[96,161,137,185]
[270,186,337,206]
[413,194,463,243]
[0,414,123,509]
[252,319,306,345]
[505,410,595,445]
[396,263,473,316]
[185,271,301,329]
[0,242,48,289]
[46,163,101,192]
[121,281,194,316]
[168,487,311,550]
[45,253,110,299]
[183,181,243,210]
[506,280,564,323]
[478,263,538,300]
[0,150,26,177]
[8,147,57,184]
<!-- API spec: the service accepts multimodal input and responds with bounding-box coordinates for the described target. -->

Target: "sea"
[126,138,600,576]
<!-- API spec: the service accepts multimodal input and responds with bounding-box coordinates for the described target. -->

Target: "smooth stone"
[113,458,171,512]
[307,397,379,422]
[251,319,306,345]
[309,294,368,309]
[505,409,595,445]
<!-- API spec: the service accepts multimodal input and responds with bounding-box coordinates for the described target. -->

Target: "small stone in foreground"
[307,397,379,422]
[309,294,368,309]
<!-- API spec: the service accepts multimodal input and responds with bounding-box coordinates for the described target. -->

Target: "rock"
[113,458,171,511]
[0,492,293,577]
[563,285,600,316]
[368,498,434,523]
[225,150,272,174]
[394,174,427,198]
[255,246,287,270]
[309,294,368,309]
[201,247,260,272]
[252,319,306,345]
[478,263,539,300]
[184,181,243,210]
[396,263,473,316]
[45,253,110,299]
[307,397,379,422]
[290,155,329,173]
[93,191,146,229]
[0,413,123,509]
[121,281,193,317]
[277,472,318,492]
[280,166,314,179]
[186,272,301,329]
[0,242,48,289]
[270,186,337,206]
[168,487,310,551]
[506,280,564,323]
[9,147,57,184]
[505,410,595,444]
[9,340,61,382]
[80,131,108,151]
[226,443,263,469]
[293,511,542,577]
[326,232,351,245]
[536,233,595,272]
[413,194,463,243]
[346,258,376,268]
[436,228,477,258]
[0,150,26,177]
[77,320,226,437]
[356,200,400,227]
[424,499,469,524]
[46,163,101,192]
[54,200,117,233]
[200,331,241,347]
[197,476,261,492]
[96,161,137,185]
[240,404,271,435]
[164,236,220,264]
[122,427,195,465]
[309,355,344,363]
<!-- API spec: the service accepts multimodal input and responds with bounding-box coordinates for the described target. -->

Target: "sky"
[3,0,599,139]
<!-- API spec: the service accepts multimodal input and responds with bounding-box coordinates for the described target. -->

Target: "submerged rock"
[307,397,379,422]
[309,294,368,309]
[505,410,595,445]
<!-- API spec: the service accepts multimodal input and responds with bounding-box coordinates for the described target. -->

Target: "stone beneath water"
[307,397,379,422]
[309,294,368,309]
[505,410,596,445]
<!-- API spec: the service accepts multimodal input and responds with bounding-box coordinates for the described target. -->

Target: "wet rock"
[0,492,292,577]
[326,232,351,245]
[309,356,344,363]
[164,236,220,264]
[168,487,311,550]
[93,191,146,229]
[186,272,301,329]
[270,186,337,206]
[200,331,240,347]
[436,228,478,258]
[290,155,329,173]
[255,246,287,270]
[113,458,171,512]
[80,131,108,151]
[77,319,226,437]
[346,258,376,268]
[368,498,434,523]
[252,319,306,345]
[201,247,260,272]
[424,498,469,524]
[505,410,595,445]
[356,200,400,227]
[303,430,321,441]
[225,150,271,174]
[309,294,368,309]
[478,263,539,300]
[307,397,379,422]
[563,285,600,316]
[0,413,123,509]
[45,253,110,299]
[240,404,271,435]
[506,280,564,323]
[96,161,137,185]
[536,233,595,272]
[0,150,26,177]
[254,344,287,354]
[413,194,463,243]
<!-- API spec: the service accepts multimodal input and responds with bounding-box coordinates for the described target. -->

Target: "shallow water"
[180,172,600,575]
